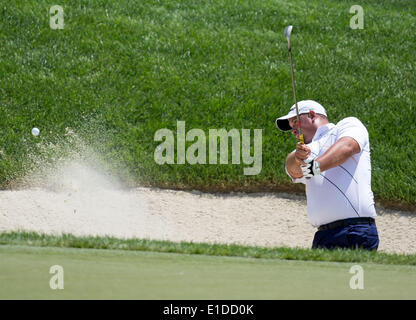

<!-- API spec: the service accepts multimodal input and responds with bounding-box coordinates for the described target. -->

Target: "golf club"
[284,25,304,144]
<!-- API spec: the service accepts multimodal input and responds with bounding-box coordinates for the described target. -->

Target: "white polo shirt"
[287,117,377,227]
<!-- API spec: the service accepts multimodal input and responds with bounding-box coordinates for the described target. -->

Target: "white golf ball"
[31,127,40,136]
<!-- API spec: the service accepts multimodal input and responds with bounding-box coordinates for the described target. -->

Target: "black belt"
[318,217,375,231]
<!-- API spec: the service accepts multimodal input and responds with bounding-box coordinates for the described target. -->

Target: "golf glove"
[301,159,321,178]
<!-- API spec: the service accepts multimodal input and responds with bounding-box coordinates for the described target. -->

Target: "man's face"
[288,111,318,144]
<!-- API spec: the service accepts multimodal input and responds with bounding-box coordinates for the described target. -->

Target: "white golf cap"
[275,100,327,131]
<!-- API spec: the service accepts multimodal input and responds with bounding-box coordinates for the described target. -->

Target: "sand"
[1,162,415,255]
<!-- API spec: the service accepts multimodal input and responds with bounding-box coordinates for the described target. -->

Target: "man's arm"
[315,137,361,172]
[287,137,360,179]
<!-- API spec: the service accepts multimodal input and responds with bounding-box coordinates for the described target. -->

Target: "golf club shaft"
[287,38,304,144]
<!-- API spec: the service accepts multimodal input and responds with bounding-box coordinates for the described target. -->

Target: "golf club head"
[284,25,293,39]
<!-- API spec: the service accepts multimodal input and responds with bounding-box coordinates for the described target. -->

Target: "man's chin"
[301,136,312,144]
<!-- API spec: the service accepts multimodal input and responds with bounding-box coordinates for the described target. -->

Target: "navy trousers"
[312,223,379,250]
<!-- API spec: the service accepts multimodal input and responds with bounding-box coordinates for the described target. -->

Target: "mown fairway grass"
[1,244,416,299]
[0,0,415,208]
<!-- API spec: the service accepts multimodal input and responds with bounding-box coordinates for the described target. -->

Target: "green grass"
[0,0,415,208]
[1,245,415,299]
[1,231,415,266]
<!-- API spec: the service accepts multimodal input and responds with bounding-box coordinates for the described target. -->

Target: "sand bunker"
[0,161,415,255]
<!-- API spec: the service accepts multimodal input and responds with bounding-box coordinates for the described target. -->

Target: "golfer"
[276,100,379,250]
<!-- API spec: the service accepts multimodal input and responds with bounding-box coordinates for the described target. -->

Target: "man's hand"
[301,159,321,178]
[285,143,313,180]
[294,143,311,165]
